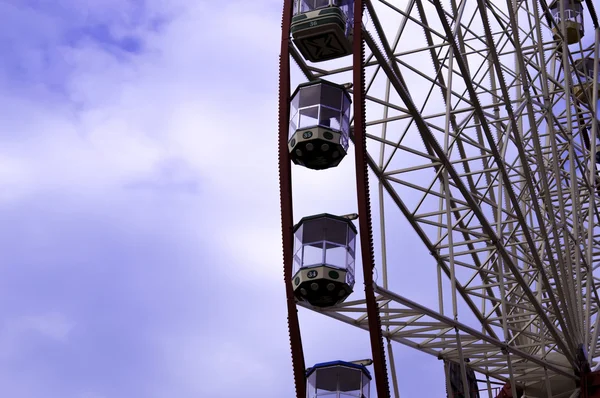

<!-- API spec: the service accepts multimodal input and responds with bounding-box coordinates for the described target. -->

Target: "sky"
[2,0,597,397]
[0,0,449,396]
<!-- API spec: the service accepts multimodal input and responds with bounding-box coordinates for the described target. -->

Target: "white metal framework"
[291,0,600,396]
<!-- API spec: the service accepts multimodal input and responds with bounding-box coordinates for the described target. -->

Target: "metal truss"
[288,0,600,395]
[299,285,578,383]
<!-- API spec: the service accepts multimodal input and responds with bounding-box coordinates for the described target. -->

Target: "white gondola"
[288,79,351,170]
[292,213,356,308]
[306,360,371,398]
[291,0,354,62]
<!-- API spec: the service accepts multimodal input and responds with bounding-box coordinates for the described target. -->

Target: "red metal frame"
[351,0,391,397]
[278,1,306,397]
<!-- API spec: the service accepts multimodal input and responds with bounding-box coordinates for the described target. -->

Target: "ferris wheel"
[277,0,600,397]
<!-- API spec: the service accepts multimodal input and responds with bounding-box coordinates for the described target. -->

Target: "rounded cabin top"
[291,79,352,105]
[306,360,371,398]
[293,213,358,248]
[291,213,358,307]
[290,80,352,135]
[288,80,353,170]
[294,212,358,226]
[548,0,584,13]
[306,360,372,378]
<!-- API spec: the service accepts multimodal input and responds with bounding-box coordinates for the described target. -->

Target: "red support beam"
[352,1,391,397]
[278,1,306,397]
